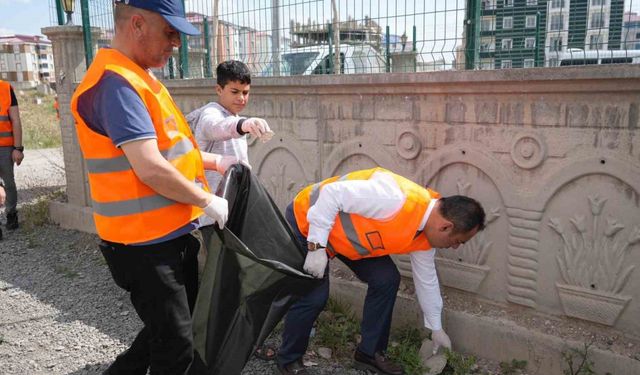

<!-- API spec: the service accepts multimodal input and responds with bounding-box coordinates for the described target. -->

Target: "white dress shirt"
[306,171,444,331]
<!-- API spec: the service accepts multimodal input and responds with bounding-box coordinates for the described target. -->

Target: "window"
[502,38,513,50]
[526,15,537,28]
[482,0,495,10]
[550,14,564,31]
[547,58,559,67]
[549,36,563,51]
[524,59,535,68]
[501,60,512,69]
[551,0,564,8]
[503,17,513,29]
[525,37,536,48]
[504,0,513,6]
[589,34,604,50]
[526,0,537,5]
[590,12,605,29]
[591,0,605,5]
[480,37,495,52]
[481,16,496,32]
[480,58,495,70]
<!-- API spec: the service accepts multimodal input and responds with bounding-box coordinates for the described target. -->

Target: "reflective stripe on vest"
[0,115,9,121]
[85,137,194,173]
[337,211,370,256]
[0,131,12,137]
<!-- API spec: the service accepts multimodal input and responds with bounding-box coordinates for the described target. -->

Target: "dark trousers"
[99,233,200,375]
[277,204,401,366]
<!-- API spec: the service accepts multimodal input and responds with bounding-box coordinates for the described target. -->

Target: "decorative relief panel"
[539,169,640,333]
[548,194,638,325]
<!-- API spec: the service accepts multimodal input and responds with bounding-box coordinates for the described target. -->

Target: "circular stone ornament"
[396,130,422,160]
[510,132,547,169]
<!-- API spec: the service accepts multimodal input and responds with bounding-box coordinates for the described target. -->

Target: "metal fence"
[49,0,640,79]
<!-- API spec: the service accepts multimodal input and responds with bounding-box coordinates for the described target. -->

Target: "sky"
[0,0,54,37]
[1,0,639,41]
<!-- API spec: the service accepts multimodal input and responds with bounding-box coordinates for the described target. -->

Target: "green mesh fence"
[49,0,640,78]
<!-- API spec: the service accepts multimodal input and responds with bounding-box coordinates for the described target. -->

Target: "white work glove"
[431,329,452,354]
[241,118,273,142]
[214,155,239,174]
[203,194,228,229]
[303,248,328,278]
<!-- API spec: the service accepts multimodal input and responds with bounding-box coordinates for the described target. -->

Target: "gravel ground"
[0,148,371,375]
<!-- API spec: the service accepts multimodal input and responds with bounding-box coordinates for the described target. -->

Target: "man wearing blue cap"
[70,1,234,374]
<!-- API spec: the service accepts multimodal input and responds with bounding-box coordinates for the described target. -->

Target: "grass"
[442,349,478,375]
[20,189,65,232]
[387,326,427,375]
[314,298,427,375]
[315,297,360,359]
[500,359,528,375]
[15,90,61,149]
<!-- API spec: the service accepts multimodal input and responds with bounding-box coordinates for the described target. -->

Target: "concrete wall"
[46,27,640,371]
[168,66,640,337]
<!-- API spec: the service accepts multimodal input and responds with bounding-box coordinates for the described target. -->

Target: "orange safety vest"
[0,80,14,147]
[293,167,440,260]
[71,48,208,244]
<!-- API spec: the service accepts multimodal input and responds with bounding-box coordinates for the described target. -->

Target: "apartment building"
[473,0,625,69]
[0,35,55,90]
[623,12,640,50]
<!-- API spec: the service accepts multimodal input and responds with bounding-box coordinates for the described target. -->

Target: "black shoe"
[6,212,18,230]
[354,349,404,375]
[277,359,309,375]
[0,227,3,241]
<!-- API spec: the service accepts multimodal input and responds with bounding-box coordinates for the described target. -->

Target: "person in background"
[0,79,24,232]
[70,1,234,374]
[276,167,486,375]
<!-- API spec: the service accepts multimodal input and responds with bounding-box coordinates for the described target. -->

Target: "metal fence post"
[55,0,65,26]
[80,0,93,68]
[271,0,281,76]
[535,11,541,67]
[179,0,189,78]
[328,23,334,74]
[204,15,212,78]
[385,25,390,73]
[413,25,417,72]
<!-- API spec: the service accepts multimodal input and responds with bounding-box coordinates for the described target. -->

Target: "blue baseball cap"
[115,0,201,36]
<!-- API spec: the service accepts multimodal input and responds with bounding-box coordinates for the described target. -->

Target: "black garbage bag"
[191,164,319,375]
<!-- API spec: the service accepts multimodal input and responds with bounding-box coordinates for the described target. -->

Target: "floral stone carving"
[548,194,639,326]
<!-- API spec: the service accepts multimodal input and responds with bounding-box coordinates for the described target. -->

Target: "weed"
[54,264,79,279]
[562,342,595,375]
[387,326,427,375]
[17,90,61,149]
[21,189,64,232]
[315,297,359,359]
[442,348,479,375]
[500,359,528,375]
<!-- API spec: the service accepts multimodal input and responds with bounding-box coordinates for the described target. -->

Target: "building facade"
[623,12,640,50]
[473,0,625,69]
[0,35,55,89]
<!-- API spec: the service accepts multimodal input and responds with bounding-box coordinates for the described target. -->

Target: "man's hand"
[303,248,328,278]
[202,194,228,229]
[241,118,273,141]
[431,329,451,354]
[12,149,23,166]
[0,185,5,206]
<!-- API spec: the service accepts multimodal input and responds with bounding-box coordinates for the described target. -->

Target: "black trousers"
[100,233,200,375]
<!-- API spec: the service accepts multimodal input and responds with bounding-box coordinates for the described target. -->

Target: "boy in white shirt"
[187,60,272,204]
